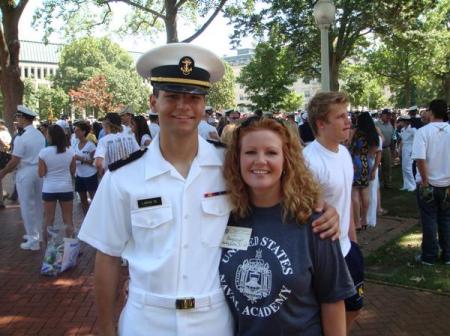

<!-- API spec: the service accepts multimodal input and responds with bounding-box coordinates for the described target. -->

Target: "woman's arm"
[321,301,346,336]
[70,156,76,176]
[38,158,47,178]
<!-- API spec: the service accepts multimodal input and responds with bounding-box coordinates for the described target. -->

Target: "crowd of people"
[0,41,449,335]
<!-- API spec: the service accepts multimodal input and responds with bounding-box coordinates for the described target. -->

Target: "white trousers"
[118,295,233,336]
[367,169,379,227]
[401,144,416,191]
[16,166,43,240]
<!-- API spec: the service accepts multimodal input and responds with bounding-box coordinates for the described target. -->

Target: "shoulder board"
[109,148,148,172]
[206,139,227,148]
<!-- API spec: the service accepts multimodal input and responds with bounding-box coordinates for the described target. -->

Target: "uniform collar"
[144,134,223,180]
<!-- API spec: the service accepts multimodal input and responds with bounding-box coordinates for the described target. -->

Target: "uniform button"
[184,214,189,219]
[183,274,188,279]
[183,244,188,249]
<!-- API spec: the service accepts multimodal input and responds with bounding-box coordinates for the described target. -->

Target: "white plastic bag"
[60,238,80,272]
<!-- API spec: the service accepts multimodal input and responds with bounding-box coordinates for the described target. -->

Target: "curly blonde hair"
[223,117,320,224]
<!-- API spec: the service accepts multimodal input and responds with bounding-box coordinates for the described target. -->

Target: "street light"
[313,0,336,92]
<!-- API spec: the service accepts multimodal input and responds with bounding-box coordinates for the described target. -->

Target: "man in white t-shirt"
[95,112,139,175]
[303,92,363,332]
[198,106,219,141]
[412,99,450,266]
[0,106,45,250]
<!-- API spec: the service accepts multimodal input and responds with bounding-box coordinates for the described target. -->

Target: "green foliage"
[23,79,39,112]
[225,0,437,90]
[36,86,70,121]
[54,37,133,92]
[53,37,149,114]
[341,63,388,109]
[237,39,299,112]
[367,1,450,107]
[207,62,236,110]
[34,0,227,43]
[280,92,304,113]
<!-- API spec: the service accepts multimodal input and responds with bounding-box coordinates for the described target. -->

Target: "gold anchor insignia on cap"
[179,56,194,76]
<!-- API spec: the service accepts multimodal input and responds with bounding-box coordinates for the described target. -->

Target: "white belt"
[128,286,226,310]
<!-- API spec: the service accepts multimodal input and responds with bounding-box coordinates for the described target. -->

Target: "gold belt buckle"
[175,297,195,309]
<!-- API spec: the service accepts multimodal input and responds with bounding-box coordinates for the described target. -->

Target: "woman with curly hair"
[220,116,354,335]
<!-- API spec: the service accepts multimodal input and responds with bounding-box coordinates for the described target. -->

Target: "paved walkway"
[0,201,449,335]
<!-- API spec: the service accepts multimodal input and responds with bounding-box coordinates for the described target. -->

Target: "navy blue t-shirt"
[219,204,355,336]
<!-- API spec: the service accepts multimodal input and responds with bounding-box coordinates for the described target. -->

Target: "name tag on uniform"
[220,226,252,250]
[138,197,162,208]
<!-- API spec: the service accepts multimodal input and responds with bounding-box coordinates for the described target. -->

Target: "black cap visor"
[153,82,208,95]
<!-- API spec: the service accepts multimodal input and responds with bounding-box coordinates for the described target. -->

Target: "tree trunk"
[404,80,412,107]
[0,1,28,134]
[165,0,178,43]
[330,51,340,92]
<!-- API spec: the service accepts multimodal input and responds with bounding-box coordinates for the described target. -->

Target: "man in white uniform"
[303,92,364,332]
[78,43,339,336]
[398,115,416,191]
[0,106,45,250]
[147,110,160,139]
[198,106,219,141]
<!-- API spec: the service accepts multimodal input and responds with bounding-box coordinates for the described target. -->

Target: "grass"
[366,164,449,293]
[379,164,419,219]
[365,225,450,293]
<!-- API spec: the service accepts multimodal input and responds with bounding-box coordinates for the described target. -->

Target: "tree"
[237,38,299,112]
[367,2,450,107]
[207,61,236,110]
[280,92,304,113]
[340,63,388,109]
[34,0,228,43]
[0,0,29,132]
[225,0,436,91]
[69,75,115,118]
[54,36,134,92]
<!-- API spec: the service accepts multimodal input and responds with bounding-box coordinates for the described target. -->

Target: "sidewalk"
[0,202,449,335]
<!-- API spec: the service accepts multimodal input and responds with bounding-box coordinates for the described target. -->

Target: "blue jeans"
[416,184,450,263]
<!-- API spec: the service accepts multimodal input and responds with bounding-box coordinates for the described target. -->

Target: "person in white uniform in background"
[398,115,417,191]
[78,43,339,336]
[147,110,160,139]
[0,105,45,250]
[198,106,219,141]
[119,105,135,136]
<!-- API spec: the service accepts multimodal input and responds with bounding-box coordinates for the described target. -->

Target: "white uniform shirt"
[412,122,450,186]
[198,120,219,141]
[122,124,134,137]
[12,125,45,169]
[94,132,139,168]
[79,136,233,334]
[400,125,416,145]
[39,146,74,193]
[140,133,152,147]
[148,122,160,139]
[72,141,97,177]
[303,140,354,256]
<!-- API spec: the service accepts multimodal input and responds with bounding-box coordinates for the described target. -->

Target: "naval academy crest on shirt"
[235,249,272,304]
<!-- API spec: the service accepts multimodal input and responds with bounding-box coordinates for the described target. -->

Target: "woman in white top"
[38,125,76,240]
[73,121,98,214]
[132,115,152,147]
[94,113,140,176]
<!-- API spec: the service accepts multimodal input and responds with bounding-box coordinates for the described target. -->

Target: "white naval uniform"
[400,125,416,191]
[78,135,233,336]
[12,125,45,240]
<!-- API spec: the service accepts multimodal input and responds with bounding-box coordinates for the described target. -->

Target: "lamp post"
[313,0,336,92]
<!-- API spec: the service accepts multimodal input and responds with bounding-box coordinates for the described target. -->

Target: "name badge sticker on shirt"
[220,226,252,250]
[137,197,162,208]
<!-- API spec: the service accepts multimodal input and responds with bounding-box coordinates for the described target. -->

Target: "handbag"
[0,151,11,169]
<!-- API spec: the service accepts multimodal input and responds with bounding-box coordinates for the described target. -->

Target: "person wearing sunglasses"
[220,116,354,335]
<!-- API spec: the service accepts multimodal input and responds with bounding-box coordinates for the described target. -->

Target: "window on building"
[30,68,35,78]
[24,67,29,78]
[304,79,310,84]
[43,68,47,78]
[37,68,41,79]
[305,92,311,98]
